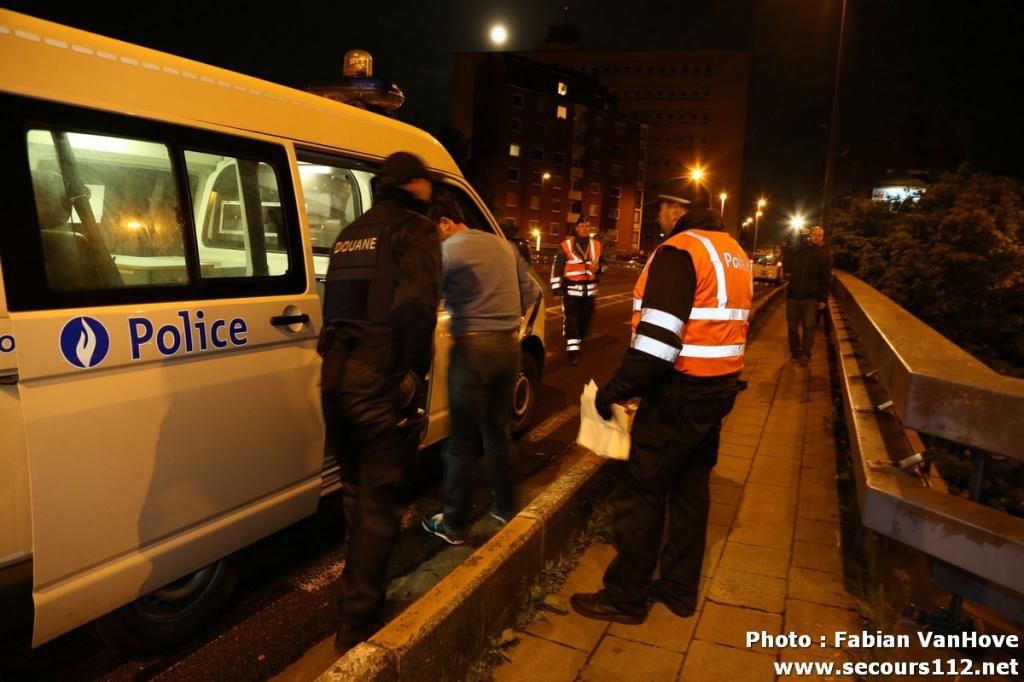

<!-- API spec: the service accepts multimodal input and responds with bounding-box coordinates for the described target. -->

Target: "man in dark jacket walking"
[784,225,831,366]
[319,152,441,652]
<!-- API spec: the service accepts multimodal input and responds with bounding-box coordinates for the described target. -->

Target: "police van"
[0,10,545,650]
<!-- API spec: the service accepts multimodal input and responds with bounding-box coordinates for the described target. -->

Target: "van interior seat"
[32,169,106,291]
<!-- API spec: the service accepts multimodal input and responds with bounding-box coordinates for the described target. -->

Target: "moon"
[490,24,508,46]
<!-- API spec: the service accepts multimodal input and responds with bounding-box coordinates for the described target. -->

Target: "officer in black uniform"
[319,152,442,652]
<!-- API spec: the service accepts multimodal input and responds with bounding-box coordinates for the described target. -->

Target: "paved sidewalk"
[490,302,861,681]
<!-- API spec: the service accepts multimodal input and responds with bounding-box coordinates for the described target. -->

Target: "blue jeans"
[442,331,519,533]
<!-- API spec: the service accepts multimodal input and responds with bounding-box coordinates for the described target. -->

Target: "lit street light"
[790,214,807,231]
[719,191,727,217]
[489,24,508,46]
[753,204,766,255]
[531,228,541,251]
[689,166,705,183]
[542,172,552,181]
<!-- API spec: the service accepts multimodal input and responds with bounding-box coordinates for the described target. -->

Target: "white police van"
[0,10,545,650]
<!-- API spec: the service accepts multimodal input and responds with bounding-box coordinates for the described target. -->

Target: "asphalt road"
[2,268,773,682]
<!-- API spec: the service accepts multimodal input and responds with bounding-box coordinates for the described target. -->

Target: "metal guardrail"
[829,271,1024,623]
[832,271,1024,461]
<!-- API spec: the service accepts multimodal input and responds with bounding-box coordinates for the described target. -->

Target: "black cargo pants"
[321,344,423,628]
[561,293,596,352]
[602,378,737,615]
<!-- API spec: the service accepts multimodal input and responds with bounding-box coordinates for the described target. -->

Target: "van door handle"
[271,313,310,327]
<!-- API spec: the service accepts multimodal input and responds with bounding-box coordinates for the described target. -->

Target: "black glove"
[595,387,614,421]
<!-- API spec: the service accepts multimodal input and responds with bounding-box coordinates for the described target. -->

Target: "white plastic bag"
[576,380,631,460]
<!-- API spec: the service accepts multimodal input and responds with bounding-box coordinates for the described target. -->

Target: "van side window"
[26,130,189,290]
[185,151,289,278]
[296,160,372,252]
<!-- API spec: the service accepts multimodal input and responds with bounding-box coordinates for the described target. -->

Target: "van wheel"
[511,352,540,438]
[94,558,237,653]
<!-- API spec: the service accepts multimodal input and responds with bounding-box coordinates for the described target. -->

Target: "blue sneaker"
[422,513,466,545]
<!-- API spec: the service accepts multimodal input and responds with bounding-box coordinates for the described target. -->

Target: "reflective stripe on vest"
[630,229,752,377]
[561,238,601,283]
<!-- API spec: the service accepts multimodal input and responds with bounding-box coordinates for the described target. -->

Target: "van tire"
[94,558,237,653]
[511,351,540,437]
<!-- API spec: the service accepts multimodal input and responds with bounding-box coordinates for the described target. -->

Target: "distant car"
[752,254,784,284]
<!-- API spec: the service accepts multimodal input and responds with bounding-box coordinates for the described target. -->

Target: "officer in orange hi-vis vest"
[550,216,604,366]
[571,179,752,625]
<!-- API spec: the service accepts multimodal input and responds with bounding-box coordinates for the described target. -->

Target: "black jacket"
[785,243,831,302]
[600,207,738,407]
[321,186,441,438]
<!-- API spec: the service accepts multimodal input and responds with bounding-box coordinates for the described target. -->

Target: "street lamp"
[753,209,765,255]
[688,166,705,183]
[531,228,541,251]
[790,214,807,232]
[719,191,727,217]
[542,172,552,182]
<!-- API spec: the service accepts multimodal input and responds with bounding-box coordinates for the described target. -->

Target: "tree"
[829,168,1024,375]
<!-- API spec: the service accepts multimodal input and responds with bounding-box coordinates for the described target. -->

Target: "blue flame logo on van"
[59,316,111,369]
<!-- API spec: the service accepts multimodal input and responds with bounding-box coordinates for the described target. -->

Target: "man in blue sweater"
[422,197,542,544]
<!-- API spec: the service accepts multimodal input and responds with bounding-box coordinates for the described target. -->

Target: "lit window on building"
[509,143,520,157]
[589,204,599,217]
[556,105,568,120]
[557,81,568,96]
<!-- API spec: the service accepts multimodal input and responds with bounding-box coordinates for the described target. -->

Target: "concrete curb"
[317,283,786,682]
[317,452,611,682]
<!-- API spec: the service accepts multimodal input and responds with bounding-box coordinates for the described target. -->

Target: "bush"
[829,168,1024,375]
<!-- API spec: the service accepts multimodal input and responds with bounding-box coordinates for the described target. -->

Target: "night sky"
[8,0,1023,242]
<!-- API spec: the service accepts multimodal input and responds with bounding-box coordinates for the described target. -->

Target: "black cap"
[575,215,590,225]
[378,152,438,187]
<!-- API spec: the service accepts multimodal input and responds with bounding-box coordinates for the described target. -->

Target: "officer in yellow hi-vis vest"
[550,216,604,366]
[570,180,752,625]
